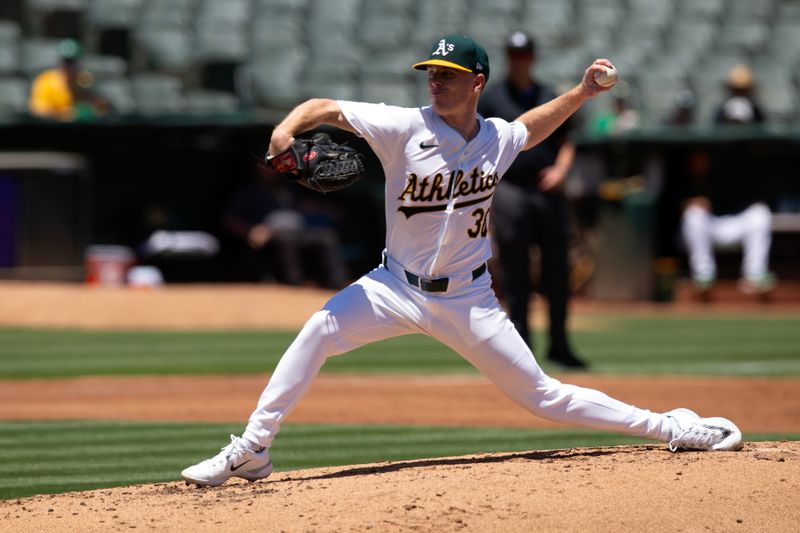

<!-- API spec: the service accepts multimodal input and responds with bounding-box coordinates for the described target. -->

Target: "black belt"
[382,253,487,293]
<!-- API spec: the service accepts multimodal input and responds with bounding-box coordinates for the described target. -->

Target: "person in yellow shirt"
[29,39,108,120]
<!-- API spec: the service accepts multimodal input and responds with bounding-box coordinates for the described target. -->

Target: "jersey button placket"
[433,144,469,274]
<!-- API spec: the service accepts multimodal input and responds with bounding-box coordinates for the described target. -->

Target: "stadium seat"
[757,80,797,123]
[413,0,468,46]
[20,37,61,77]
[26,0,86,8]
[137,3,193,31]
[26,0,87,39]
[362,0,414,17]
[637,77,692,126]
[184,89,239,115]
[94,76,135,114]
[85,0,141,60]
[360,80,418,108]
[80,53,126,79]
[0,20,22,41]
[615,23,664,59]
[307,0,359,30]
[195,24,250,93]
[244,53,305,108]
[302,80,358,102]
[253,0,307,10]
[466,18,513,50]
[86,0,140,28]
[196,0,251,29]
[194,29,249,64]
[717,22,769,54]
[776,0,800,21]
[667,21,717,55]
[679,0,725,21]
[471,0,521,20]
[629,0,674,15]
[360,17,411,52]
[306,33,361,81]
[535,48,588,87]
[134,28,193,71]
[727,0,776,21]
[131,73,185,115]
[579,4,623,31]
[0,77,28,117]
[690,81,727,125]
[360,51,418,82]
[764,23,800,64]
[581,27,615,59]
[0,21,21,74]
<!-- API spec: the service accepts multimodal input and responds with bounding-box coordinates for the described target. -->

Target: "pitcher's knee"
[745,203,771,232]
[296,310,338,355]
[682,204,710,228]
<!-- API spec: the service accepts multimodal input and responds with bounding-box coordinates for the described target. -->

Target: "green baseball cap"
[413,35,490,82]
[58,39,82,60]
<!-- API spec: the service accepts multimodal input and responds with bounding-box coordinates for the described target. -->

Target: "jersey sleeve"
[492,118,529,178]
[337,100,414,166]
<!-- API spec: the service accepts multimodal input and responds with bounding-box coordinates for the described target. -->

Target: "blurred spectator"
[666,89,696,127]
[478,31,586,369]
[589,83,640,136]
[222,169,348,289]
[680,151,775,295]
[714,64,765,126]
[28,39,109,121]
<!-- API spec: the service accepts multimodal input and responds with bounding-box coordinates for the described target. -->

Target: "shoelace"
[669,424,724,452]
[204,435,249,466]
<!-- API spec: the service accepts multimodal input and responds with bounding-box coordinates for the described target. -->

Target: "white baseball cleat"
[181,435,273,487]
[664,408,744,452]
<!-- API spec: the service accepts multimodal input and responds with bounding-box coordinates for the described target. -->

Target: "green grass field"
[1,420,797,501]
[1,314,798,379]
[1,313,798,500]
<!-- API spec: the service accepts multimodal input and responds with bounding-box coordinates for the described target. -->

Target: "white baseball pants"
[682,203,771,281]
[243,262,676,447]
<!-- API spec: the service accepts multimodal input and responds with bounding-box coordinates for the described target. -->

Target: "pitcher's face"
[427,66,483,115]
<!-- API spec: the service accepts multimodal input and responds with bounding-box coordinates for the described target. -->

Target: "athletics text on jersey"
[338,101,527,278]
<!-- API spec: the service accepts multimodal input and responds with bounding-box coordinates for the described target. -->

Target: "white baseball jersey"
[338,101,528,278]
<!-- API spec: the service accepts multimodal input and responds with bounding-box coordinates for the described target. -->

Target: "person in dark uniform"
[222,170,349,289]
[478,31,587,369]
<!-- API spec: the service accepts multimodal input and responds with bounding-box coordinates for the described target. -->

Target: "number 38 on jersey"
[468,207,489,238]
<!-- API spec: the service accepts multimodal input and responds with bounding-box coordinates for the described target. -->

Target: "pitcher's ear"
[475,73,487,92]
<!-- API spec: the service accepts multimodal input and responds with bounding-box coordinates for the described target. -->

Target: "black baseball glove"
[266,133,365,194]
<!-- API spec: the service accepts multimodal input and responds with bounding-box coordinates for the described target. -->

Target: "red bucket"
[84,245,135,286]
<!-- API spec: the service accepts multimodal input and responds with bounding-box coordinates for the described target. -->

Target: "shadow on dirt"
[275,444,660,483]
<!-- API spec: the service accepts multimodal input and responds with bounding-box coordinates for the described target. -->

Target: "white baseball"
[593,65,618,88]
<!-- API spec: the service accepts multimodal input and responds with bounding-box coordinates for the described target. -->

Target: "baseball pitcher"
[182,35,743,487]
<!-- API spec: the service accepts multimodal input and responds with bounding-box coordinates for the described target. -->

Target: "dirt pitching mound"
[2,441,798,532]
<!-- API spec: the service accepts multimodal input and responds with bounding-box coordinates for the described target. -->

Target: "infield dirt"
[1,441,798,532]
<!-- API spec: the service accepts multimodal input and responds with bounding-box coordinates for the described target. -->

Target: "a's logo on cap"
[433,39,455,57]
[475,63,483,70]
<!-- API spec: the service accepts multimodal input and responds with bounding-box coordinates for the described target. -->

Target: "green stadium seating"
[184,89,239,115]
[80,53,125,79]
[94,76,135,113]
[0,0,798,124]
[131,73,185,115]
[0,77,28,116]
[20,37,61,77]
